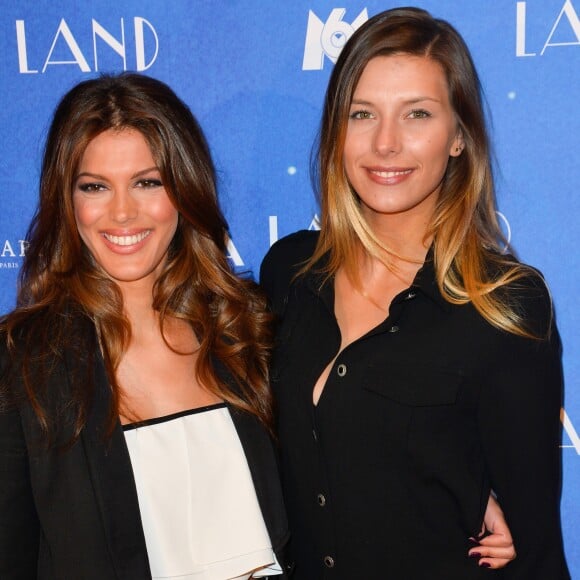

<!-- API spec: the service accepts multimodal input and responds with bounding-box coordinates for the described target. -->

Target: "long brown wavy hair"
[1,73,272,441]
[307,7,547,338]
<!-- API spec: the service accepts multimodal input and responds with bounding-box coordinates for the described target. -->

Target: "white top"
[123,403,282,580]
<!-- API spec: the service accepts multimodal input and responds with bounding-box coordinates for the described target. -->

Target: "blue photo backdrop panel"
[1,0,579,572]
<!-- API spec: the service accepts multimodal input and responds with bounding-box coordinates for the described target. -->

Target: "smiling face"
[73,128,178,294]
[343,54,463,235]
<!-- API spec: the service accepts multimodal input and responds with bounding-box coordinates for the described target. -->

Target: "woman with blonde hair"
[261,7,569,578]
[0,73,288,579]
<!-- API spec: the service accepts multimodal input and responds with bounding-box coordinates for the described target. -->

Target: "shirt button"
[389,325,399,333]
[324,555,335,568]
[317,493,326,507]
[312,429,318,442]
[337,363,347,377]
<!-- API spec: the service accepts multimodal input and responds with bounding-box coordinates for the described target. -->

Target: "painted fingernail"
[480,562,491,568]
[469,552,481,559]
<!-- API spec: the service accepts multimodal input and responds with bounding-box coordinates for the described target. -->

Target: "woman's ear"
[450,131,465,157]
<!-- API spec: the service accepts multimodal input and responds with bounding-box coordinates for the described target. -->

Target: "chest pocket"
[361,362,472,475]
[363,362,462,407]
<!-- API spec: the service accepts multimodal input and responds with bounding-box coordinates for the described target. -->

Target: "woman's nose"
[109,190,137,223]
[373,118,400,156]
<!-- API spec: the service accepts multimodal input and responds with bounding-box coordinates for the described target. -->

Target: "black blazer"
[0,317,289,580]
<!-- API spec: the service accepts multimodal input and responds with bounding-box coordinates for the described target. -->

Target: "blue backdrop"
[1,0,578,572]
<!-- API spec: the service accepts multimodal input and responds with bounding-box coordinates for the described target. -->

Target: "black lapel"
[69,333,152,579]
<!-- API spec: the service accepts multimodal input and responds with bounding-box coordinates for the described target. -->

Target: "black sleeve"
[0,405,40,578]
[478,278,570,578]
[0,336,40,578]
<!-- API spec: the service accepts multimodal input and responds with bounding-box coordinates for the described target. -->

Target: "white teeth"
[371,169,412,178]
[103,230,151,246]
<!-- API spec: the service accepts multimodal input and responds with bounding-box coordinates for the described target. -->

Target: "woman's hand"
[468,494,516,569]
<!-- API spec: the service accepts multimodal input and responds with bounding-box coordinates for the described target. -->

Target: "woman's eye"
[135,178,163,189]
[77,182,106,193]
[408,109,431,119]
[349,110,373,120]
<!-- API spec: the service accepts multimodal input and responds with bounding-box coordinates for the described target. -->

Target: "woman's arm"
[478,281,570,579]
[0,406,40,578]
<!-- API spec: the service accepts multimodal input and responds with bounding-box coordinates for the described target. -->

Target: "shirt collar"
[302,251,335,314]
[410,247,452,311]
[302,243,452,312]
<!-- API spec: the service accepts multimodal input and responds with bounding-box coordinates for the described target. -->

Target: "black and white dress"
[124,403,282,580]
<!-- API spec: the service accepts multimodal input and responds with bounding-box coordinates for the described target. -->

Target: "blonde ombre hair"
[307,7,547,338]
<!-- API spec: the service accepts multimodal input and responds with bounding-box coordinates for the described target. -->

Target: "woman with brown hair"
[0,73,288,579]
[261,7,569,579]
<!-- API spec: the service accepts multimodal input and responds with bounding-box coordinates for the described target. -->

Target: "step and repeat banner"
[1,0,579,572]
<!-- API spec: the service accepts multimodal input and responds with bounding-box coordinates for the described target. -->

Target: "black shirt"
[260,230,569,580]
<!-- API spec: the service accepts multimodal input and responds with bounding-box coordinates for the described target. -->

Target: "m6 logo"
[302,8,368,70]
